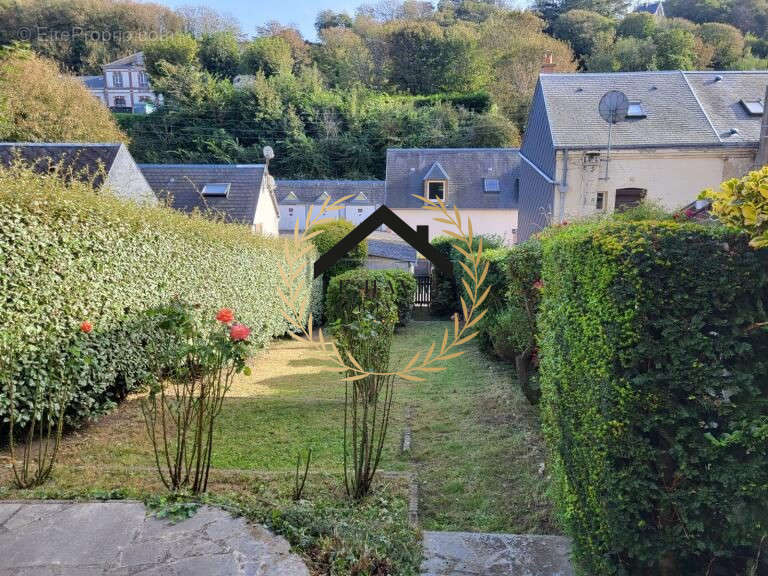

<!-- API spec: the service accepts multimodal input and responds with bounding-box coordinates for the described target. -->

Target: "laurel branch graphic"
[278,194,490,382]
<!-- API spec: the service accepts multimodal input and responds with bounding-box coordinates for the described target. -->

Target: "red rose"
[80,321,92,334]
[216,308,234,323]
[229,324,250,341]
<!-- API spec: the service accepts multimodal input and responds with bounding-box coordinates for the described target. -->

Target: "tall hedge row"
[0,166,315,427]
[326,268,416,327]
[538,220,768,574]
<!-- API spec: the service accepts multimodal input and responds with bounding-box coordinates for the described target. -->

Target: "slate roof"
[139,164,267,224]
[385,148,520,209]
[0,142,121,187]
[80,75,105,89]
[635,1,661,14]
[275,180,384,205]
[535,71,768,150]
[367,238,417,262]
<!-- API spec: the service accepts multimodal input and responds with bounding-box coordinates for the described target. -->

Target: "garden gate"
[414,274,431,308]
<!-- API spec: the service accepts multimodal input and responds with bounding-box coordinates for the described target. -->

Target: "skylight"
[483,178,500,193]
[740,99,764,116]
[202,183,230,197]
[626,101,647,118]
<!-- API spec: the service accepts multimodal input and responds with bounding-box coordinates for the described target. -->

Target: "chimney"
[541,53,556,75]
[756,85,768,168]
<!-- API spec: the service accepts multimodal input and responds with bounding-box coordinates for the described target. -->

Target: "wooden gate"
[414,274,431,308]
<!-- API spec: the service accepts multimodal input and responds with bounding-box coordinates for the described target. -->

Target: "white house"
[517,70,768,240]
[275,180,384,231]
[384,148,520,245]
[139,163,279,235]
[80,52,156,112]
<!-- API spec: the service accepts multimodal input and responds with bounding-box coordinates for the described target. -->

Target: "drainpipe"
[557,150,569,223]
[756,85,768,168]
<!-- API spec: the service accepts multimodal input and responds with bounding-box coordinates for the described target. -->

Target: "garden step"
[421,531,573,576]
[0,500,308,576]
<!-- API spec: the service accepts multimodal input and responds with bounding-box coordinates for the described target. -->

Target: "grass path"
[3,321,555,534]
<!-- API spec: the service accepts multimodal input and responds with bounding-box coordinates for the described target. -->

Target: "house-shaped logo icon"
[313,205,453,278]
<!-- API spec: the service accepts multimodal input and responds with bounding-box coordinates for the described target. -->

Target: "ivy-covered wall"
[538,220,768,574]
[0,166,315,427]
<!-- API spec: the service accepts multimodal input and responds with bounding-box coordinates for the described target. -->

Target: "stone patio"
[0,500,308,576]
[421,531,573,576]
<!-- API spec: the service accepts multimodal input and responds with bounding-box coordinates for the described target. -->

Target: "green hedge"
[538,220,768,574]
[309,220,367,279]
[0,165,315,428]
[326,269,416,327]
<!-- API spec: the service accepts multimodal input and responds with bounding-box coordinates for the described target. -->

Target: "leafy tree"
[241,36,294,77]
[0,49,125,142]
[617,12,657,38]
[552,9,616,60]
[696,22,745,68]
[315,9,354,31]
[309,220,367,278]
[257,22,312,71]
[143,33,199,77]
[198,31,240,78]
[315,28,374,88]
[437,0,506,23]
[664,0,727,24]
[587,35,657,70]
[653,27,697,69]
[536,0,630,22]
[174,5,241,36]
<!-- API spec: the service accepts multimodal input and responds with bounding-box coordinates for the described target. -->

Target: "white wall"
[279,204,306,231]
[554,148,755,222]
[345,204,376,225]
[254,178,279,236]
[392,208,518,245]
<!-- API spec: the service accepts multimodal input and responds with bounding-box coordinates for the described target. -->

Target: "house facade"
[275,180,384,231]
[0,142,156,204]
[139,164,279,235]
[384,148,520,245]
[517,71,768,241]
[634,0,665,19]
[80,52,156,112]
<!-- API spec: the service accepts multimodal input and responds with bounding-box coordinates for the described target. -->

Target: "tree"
[617,12,657,38]
[0,50,125,142]
[536,0,630,21]
[241,36,294,77]
[587,35,657,70]
[697,22,745,68]
[198,31,240,78]
[315,28,374,88]
[257,22,312,71]
[653,27,697,69]
[143,33,199,77]
[174,5,241,36]
[315,9,354,32]
[552,10,616,60]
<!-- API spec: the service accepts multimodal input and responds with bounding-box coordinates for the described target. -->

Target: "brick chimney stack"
[756,85,768,168]
[541,53,556,75]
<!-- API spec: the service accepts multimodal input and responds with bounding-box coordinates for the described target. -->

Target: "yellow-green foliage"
[702,166,768,248]
[0,165,314,426]
[0,49,126,143]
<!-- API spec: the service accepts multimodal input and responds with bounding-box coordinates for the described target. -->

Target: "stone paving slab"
[421,531,573,576]
[0,500,309,576]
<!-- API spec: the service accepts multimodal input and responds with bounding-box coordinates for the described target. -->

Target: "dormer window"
[202,183,230,197]
[426,180,445,201]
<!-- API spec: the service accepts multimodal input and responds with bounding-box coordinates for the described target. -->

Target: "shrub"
[326,269,416,327]
[309,220,368,279]
[538,219,768,575]
[0,164,315,429]
[702,166,768,248]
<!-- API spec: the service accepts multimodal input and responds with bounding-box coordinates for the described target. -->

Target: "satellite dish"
[263,146,275,161]
[599,90,629,124]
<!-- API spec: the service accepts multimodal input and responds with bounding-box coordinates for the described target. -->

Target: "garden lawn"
[0,321,554,535]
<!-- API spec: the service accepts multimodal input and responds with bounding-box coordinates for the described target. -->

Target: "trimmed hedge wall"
[538,220,768,574]
[326,269,416,327]
[0,165,315,427]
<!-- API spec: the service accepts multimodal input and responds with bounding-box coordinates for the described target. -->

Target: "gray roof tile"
[537,71,768,150]
[139,164,266,224]
[274,180,384,204]
[385,148,520,209]
[367,239,417,262]
[0,142,122,187]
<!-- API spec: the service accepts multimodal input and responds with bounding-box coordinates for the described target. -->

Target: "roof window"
[740,99,764,116]
[202,183,231,197]
[626,101,647,118]
[483,178,500,193]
